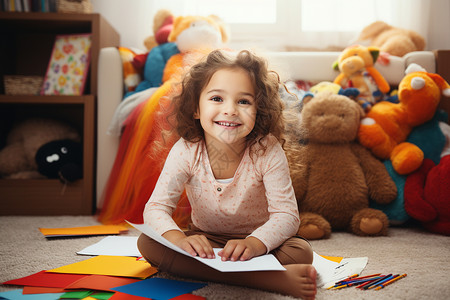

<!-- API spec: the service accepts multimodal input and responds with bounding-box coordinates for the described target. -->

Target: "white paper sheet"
[77,236,140,257]
[312,252,368,288]
[128,222,286,272]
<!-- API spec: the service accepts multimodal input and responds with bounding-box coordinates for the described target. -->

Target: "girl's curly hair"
[170,49,285,155]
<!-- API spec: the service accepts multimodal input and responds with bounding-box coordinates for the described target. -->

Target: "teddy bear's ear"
[367,46,380,63]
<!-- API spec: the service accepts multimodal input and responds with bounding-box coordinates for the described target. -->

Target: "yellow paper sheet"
[39,225,129,237]
[47,255,157,279]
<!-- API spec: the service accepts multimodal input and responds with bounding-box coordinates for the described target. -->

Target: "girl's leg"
[138,234,316,299]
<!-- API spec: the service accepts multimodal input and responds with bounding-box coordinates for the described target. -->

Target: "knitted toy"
[404,154,450,235]
[284,92,397,239]
[99,15,229,225]
[0,118,81,182]
[354,21,426,57]
[333,45,390,112]
[358,64,450,175]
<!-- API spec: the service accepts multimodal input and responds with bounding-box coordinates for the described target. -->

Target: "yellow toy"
[334,45,390,111]
[358,64,450,175]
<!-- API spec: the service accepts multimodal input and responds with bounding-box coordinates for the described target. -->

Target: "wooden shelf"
[0,12,120,215]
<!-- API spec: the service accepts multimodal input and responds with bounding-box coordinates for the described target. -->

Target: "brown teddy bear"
[354,21,425,57]
[284,92,397,239]
[0,118,80,179]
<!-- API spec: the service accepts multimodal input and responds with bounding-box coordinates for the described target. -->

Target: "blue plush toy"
[124,42,179,99]
[370,110,448,224]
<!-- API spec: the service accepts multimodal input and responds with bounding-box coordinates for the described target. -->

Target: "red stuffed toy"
[404,155,450,235]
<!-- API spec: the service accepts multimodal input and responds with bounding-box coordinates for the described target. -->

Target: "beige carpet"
[1,215,449,300]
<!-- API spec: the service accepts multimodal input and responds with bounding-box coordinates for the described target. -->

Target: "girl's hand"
[163,230,215,259]
[218,237,266,261]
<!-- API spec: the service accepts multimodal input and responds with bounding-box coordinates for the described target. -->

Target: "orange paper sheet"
[39,225,129,237]
[47,256,157,279]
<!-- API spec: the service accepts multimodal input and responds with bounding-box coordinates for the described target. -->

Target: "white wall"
[91,0,450,52]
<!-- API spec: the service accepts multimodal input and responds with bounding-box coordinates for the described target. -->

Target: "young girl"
[138,49,317,299]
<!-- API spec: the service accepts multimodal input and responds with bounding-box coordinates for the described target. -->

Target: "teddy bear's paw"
[360,217,384,235]
[351,208,389,236]
[391,142,424,175]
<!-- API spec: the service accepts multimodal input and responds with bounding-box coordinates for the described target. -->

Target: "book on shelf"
[41,33,92,96]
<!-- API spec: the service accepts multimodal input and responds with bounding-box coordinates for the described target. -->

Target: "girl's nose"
[223,101,237,115]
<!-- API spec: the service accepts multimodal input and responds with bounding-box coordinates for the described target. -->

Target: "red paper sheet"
[2,270,87,288]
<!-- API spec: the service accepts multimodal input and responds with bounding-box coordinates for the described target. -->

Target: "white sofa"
[96,48,437,207]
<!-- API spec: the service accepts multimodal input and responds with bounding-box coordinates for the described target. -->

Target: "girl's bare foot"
[279,264,317,299]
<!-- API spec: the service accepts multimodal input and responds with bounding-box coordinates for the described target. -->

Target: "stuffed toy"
[404,155,450,235]
[358,63,450,175]
[35,139,83,182]
[143,9,174,51]
[284,92,397,240]
[99,15,229,225]
[370,109,448,224]
[0,118,81,181]
[354,21,426,57]
[333,44,390,112]
[402,117,450,235]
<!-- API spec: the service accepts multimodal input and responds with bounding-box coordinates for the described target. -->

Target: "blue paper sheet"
[0,289,64,300]
[112,277,207,300]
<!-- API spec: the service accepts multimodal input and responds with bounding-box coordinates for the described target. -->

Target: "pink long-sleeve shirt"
[143,135,300,252]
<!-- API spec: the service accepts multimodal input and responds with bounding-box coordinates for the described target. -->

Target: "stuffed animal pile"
[284,92,397,239]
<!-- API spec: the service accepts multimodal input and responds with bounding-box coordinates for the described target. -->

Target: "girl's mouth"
[215,121,240,127]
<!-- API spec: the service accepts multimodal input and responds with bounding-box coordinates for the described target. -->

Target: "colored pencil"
[375,273,407,290]
[363,274,392,290]
[367,274,395,290]
[329,276,384,290]
[355,276,386,289]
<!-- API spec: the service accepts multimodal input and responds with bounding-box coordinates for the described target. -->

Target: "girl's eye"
[238,99,252,105]
[210,96,222,102]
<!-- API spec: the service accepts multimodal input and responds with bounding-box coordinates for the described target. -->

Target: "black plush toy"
[35,139,83,182]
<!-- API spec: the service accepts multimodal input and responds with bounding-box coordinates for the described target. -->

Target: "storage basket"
[4,75,44,96]
[57,0,93,13]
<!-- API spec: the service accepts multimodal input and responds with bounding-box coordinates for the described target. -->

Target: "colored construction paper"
[47,256,157,279]
[65,275,141,292]
[128,222,286,272]
[108,292,150,300]
[90,292,115,300]
[60,290,93,299]
[39,225,129,238]
[0,289,64,300]
[77,236,140,257]
[22,286,67,294]
[2,271,87,288]
[112,277,207,300]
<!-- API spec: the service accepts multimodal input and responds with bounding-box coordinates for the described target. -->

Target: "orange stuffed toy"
[358,64,450,175]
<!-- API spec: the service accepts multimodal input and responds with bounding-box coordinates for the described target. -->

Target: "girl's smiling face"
[195,67,257,150]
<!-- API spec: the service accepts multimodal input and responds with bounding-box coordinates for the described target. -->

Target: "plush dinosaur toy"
[358,64,450,175]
